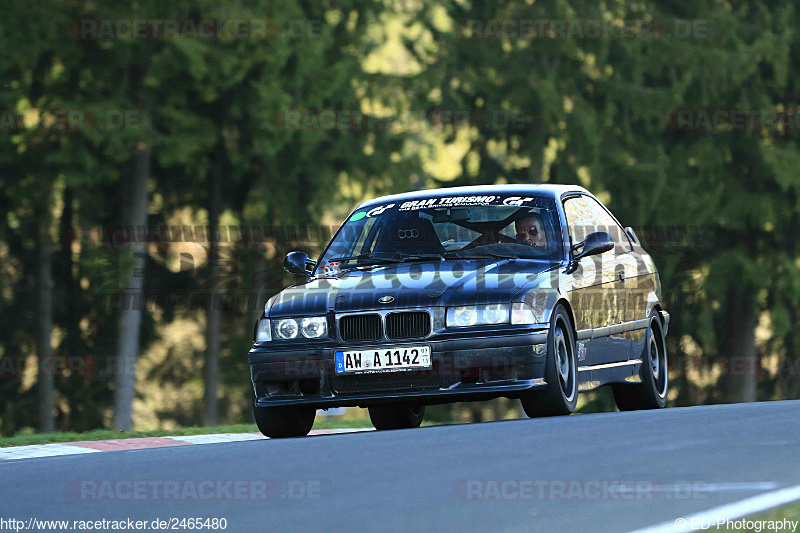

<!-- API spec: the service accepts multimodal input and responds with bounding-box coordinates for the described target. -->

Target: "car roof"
[356,183,590,208]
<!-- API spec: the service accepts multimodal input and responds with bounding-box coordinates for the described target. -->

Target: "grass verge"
[0,418,374,448]
[735,500,800,528]
[706,498,800,531]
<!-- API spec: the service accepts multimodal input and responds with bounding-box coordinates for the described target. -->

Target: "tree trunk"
[36,205,56,433]
[114,113,151,430]
[205,166,222,425]
[253,247,267,323]
[781,306,800,399]
[724,286,757,403]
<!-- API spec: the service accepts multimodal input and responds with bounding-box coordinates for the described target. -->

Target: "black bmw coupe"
[248,185,669,437]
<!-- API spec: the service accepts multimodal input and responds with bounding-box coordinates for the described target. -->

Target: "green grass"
[764,501,800,521]
[739,501,800,528]
[706,500,800,531]
[0,418,374,448]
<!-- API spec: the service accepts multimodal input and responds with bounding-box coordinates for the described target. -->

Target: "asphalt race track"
[3,400,799,532]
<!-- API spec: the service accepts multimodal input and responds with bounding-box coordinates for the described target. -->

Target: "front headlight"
[483,304,510,324]
[300,317,327,338]
[272,317,328,340]
[276,319,299,339]
[449,306,478,327]
[446,304,511,327]
[256,318,271,342]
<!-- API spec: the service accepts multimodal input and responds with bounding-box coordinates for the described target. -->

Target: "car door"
[582,197,641,361]
[562,195,629,366]
[623,230,660,361]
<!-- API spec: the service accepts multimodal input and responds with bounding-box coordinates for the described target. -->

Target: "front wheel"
[253,404,315,438]
[520,304,578,417]
[368,404,425,430]
[611,311,668,411]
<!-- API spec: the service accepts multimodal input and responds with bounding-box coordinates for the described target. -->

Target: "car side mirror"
[573,231,614,260]
[284,251,317,276]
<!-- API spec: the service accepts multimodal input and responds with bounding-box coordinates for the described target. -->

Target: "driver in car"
[514,211,548,249]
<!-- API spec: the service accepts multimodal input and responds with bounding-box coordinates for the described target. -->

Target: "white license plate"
[334,346,431,374]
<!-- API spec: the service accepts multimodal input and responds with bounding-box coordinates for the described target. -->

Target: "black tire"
[253,404,315,438]
[368,404,425,430]
[612,311,668,411]
[520,304,578,417]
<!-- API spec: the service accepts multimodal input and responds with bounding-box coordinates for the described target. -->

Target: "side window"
[563,196,629,249]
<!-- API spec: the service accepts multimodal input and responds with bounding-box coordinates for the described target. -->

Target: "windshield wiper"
[394,253,445,263]
[328,255,396,271]
[444,251,518,260]
[329,252,444,270]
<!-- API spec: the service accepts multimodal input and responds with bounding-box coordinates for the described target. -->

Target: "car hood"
[267,259,560,316]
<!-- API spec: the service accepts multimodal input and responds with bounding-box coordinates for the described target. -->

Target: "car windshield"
[316,193,563,275]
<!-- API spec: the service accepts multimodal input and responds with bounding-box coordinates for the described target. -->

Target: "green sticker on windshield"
[349,211,366,222]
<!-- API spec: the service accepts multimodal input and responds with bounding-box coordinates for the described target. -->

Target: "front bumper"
[249,328,549,408]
